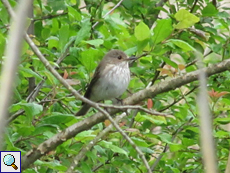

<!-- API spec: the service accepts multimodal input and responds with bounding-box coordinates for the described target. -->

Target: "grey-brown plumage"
[75,50,135,116]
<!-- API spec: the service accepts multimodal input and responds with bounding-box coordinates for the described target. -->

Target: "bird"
[75,49,136,116]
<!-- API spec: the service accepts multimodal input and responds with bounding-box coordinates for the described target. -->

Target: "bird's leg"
[113,98,123,105]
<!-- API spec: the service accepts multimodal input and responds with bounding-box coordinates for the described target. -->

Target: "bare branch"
[0,0,31,149]
[97,103,170,116]
[197,52,218,173]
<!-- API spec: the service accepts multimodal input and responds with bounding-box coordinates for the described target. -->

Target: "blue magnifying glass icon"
[3,154,18,170]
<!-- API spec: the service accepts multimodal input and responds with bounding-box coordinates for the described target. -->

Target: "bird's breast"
[91,63,130,101]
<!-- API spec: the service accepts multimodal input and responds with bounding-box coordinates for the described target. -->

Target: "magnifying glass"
[3,154,18,170]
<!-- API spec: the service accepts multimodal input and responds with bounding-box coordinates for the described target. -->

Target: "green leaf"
[0,32,6,57]
[10,102,43,117]
[17,126,35,136]
[75,130,96,142]
[152,18,173,44]
[47,36,59,49]
[40,113,74,125]
[19,67,43,80]
[51,19,59,34]
[161,57,178,69]
[99,141,128,156]
[81,162,93,173]
[131,137,149,147]
[35,160,67,171]
[75,19,91,45]
[84,39,104,47]
[41,70,59,85]
[158,133,173,144]
[174,9,200,29]
[167,39,196,51]
[79,48,98,72]
[41,28,51,40]
[215,117,230,125]
[68,6,81,21]
[134,21,150,41]
[214,130,230,138]
[202,3,218,17]
[169,143,183,152]
[135,113,167,125]
[47,0,66,11]
[59,24,69,50]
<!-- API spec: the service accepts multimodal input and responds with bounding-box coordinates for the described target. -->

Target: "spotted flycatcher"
[75,49,135,116]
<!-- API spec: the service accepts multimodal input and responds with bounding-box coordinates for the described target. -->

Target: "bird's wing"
[84,64,102,100]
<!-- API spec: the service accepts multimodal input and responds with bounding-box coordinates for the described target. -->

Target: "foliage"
[1,0,230,172]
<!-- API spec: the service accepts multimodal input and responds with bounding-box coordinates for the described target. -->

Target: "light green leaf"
[51,19,59,34]
[84,39,104,47]
[167,39,196,51]
[152,18,173,44]
[134,21,150,41]
[135,113,167,125]
[174,9,200,29]
[169,143,183,152]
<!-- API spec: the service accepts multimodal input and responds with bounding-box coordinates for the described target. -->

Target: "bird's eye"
[118,55,122,60]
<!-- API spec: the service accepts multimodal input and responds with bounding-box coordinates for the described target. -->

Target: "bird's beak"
[127,56,137,61]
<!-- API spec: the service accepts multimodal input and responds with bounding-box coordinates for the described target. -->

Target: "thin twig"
[92,0,124,28]
[151,117,193,171]
[159,86,198,112]
[97,103,170,117]
[32,12,68,22]
[190,0,199,13]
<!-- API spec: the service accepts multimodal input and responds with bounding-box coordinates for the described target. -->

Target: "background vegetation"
[0,0,230,172]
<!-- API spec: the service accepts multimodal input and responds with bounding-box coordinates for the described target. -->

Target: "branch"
[190,0,199,13]
[197,53,218,172]
[0,0,31,149]
[97,103,170,116]
[124,58,230,106]
[21,57,230,170]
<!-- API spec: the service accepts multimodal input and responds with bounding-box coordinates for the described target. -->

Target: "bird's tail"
[75,104,91,116]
